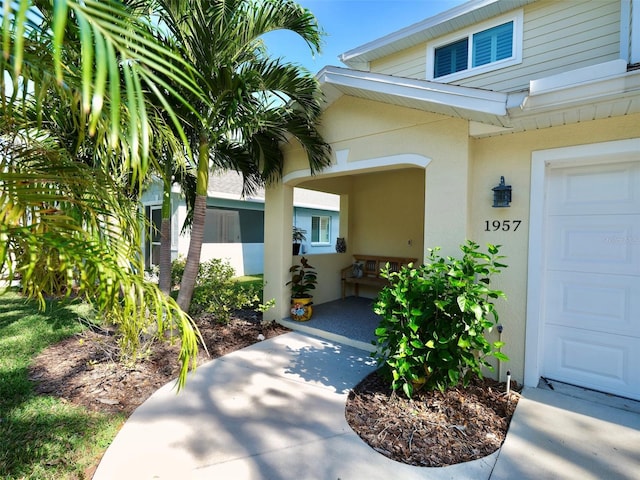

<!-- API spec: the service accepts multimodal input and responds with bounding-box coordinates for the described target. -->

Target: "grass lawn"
[0,291,124,480]
[233,274,263,290]
[0,275,264,478]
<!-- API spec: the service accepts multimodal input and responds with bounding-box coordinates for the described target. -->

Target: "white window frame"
[146,204,162,269]
[311,215,331,245]
[426,10,523,82]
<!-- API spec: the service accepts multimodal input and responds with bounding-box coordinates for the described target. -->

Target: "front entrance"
[527,139,640,401]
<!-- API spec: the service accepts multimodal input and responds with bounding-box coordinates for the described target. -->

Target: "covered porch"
[278,296,381,353]
[263,70,473,326]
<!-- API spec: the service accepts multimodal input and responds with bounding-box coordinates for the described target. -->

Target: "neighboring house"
[141,171,339,276]
[264,0,640,401]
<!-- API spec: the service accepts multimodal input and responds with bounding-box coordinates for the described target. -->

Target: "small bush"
[171,256,186,289]
[373,241,508,398]
[188,258,261,322]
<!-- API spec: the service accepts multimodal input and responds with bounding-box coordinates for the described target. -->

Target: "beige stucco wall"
[288,96,471,258]
[467,113,640,383]
[267,93,639,385]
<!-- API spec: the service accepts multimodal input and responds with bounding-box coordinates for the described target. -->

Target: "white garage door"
[542,160,640,400]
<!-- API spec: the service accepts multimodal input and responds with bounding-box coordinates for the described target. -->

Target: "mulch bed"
[29,310,520,470]
[29,311,291,415]
[345,369,520,467]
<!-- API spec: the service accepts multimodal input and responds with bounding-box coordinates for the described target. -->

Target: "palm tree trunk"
[176,135,209,311]
[158,166,172,294]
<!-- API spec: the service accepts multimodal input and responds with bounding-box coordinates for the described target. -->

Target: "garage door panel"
[547,161,640,215]
[544,325,640,400]
[545,271,640,337]
[541,157,640,401]
[546,215,640,275]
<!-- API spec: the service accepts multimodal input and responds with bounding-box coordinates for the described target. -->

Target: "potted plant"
[292,226,306,255]
[286,256,317,321]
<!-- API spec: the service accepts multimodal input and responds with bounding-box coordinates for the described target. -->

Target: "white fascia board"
[529,60,628,95]
[627,0,640,64]
[206,190,265,203]
[517,67,640,114]
[319,67,507,116]
[339,0,535,67]
[293,201,340,212]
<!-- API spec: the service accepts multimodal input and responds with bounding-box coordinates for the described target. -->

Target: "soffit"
[340,0,537,68]
[319,67,510,127]
[319,66,640,138]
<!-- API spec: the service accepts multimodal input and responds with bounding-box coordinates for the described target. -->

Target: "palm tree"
[157,156,197,294]
[152,0,332,311]
[1,0,206,388]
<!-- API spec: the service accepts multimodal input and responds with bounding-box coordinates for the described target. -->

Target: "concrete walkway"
[93,332,640,480]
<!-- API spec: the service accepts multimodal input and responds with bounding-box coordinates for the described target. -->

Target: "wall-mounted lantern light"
[492,176,512,207]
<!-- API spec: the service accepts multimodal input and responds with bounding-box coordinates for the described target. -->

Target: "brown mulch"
[29,310,520,471]
[29,310,290,416]
[345,369,521,467]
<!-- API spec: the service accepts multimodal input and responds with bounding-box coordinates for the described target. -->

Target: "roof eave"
[339,0,537,68]
[318,66,508,122]
[317,65,640,138]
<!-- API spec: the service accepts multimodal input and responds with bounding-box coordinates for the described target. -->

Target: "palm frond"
[3,0,205,177]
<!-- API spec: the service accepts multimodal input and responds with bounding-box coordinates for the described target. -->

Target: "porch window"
[144,205,162,270]
[204,208,241,243]
[311,215,330,244]
[428,11,522,81]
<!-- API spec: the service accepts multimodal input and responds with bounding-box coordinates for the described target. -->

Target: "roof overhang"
[317,66,510,126]
[340,0,538,69]
[317,61,640,138]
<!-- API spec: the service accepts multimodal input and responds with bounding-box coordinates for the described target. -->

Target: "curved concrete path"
[93,332,498,479]
[94,331,640,479]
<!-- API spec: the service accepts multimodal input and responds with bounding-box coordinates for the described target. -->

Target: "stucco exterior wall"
[468,113,640,382]
[272,97,471,319]
[272,90,639,386]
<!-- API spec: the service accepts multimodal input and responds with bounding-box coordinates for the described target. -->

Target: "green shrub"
[171,255,186,289]
[188,258,260,322]
[373,241,509,398]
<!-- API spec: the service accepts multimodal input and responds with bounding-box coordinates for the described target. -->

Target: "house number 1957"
[485,220,522,232]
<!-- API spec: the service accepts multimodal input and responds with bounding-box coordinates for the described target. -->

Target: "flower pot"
[293,243,301,255]
[290,297,313,321]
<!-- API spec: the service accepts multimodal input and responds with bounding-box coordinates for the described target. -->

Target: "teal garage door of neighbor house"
[541,159,640,401]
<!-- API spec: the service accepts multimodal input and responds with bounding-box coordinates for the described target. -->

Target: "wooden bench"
[341,254,418,299]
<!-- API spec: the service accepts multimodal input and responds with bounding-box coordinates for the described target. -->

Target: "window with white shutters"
[428,11,522,81]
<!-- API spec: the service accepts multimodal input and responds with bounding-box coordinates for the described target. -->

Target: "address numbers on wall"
[484,220,522,232]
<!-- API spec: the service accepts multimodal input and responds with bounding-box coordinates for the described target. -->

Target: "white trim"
[318,66,508,116]
[524,138,640,388]
[426,10,523,82]
[283,153,432,185]
[529,60,628,95]
[340,0,495,64]
[339,0,534,67]
[621,0,631,63]
[632,0,640,64]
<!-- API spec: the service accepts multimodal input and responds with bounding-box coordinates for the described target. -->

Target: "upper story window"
[311,215,330,244]
[428,10,523,82]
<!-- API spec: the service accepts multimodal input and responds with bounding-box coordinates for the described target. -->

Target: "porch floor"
[278,296,381,352]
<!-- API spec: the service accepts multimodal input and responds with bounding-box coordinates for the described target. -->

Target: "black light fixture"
[492,176,512,207]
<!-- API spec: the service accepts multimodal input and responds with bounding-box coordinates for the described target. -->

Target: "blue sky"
[264,0,469,74]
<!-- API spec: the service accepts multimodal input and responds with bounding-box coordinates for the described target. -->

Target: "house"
[141,171,339,276]
[263,0,640,401]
